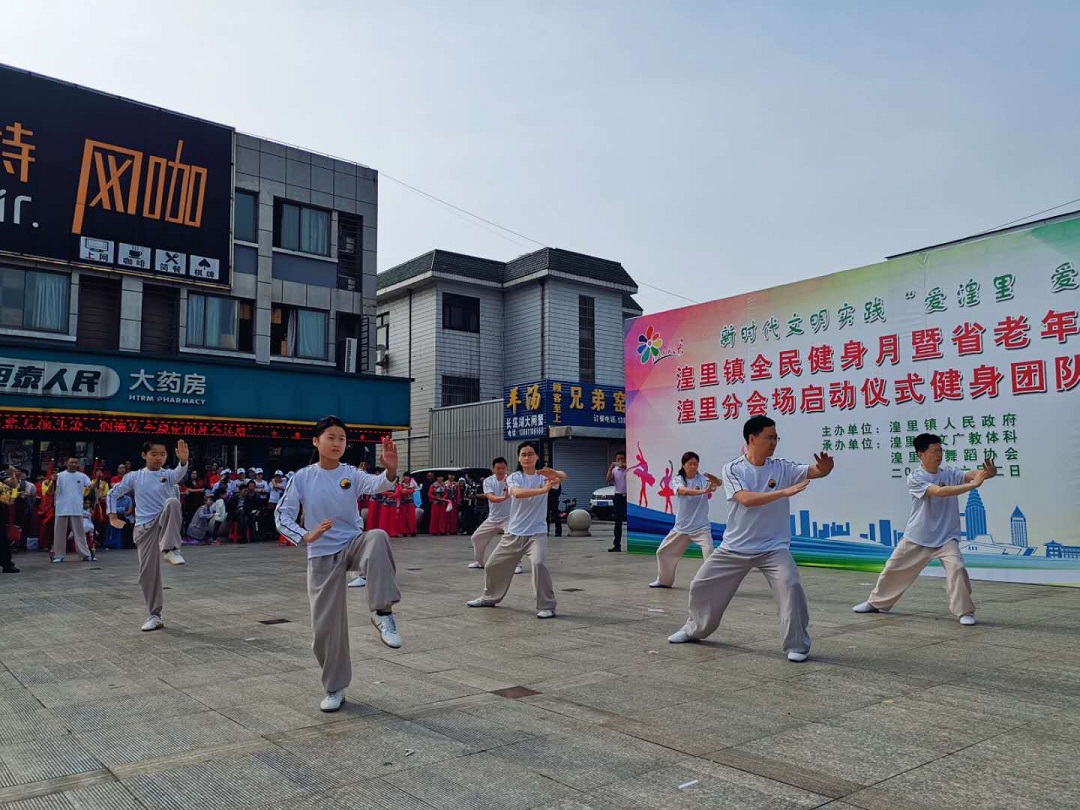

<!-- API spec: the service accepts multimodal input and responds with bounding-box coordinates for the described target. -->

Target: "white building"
[376,247,641,505]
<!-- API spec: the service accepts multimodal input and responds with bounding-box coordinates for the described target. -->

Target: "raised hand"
[982,457,997,479]
[380,436,399,469]
[537,468,561,481]
[814,451,834,475]
[176,440,189,464]
[784,479,810,498]
[971,468,988,488]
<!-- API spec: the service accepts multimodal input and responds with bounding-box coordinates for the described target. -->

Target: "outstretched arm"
[731,479,809,507]
[929,469,987,498]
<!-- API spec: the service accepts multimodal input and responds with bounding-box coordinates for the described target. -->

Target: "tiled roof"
[622,293,642,313]
[378,249,506,290]
[378,247,637,293]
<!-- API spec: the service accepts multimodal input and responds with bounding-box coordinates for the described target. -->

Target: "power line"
[381,173,544,248]
[381,172,700,306]
[982,196,1080,233]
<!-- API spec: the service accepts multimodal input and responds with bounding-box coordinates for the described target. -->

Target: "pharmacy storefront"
[0,347,410,476]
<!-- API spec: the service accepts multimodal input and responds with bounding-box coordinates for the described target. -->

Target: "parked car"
[590,485,616,521]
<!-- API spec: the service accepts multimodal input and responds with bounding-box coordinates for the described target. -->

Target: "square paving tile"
[0,537,1075,809]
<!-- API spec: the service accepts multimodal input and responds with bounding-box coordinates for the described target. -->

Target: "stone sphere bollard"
[415,507,424,527]
[567,508,592,537]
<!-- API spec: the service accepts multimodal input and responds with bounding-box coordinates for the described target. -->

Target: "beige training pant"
[309,530,399,693]
[655,528,714,586]
[132,498,182,617]
[53,515,92,558]
[470,517,508,565]
[681,547,810,655]
[867,538,975,617]
[479,533,555,611]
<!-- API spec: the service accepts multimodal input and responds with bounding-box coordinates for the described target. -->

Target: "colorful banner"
[625,216,1080,586]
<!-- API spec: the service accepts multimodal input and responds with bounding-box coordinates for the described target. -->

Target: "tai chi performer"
[275,416,403,713]
[668,416,834,662]
[854,433,993,625]
[107,441,190,631]
[649,452,718,588]
[467,457,523,575]
[467,443,567,618]
[52,458,94,563]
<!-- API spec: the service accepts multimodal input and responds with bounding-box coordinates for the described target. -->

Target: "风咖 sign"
[0,65,233,284]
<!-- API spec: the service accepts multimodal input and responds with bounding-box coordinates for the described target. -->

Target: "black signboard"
[0,65,233,284]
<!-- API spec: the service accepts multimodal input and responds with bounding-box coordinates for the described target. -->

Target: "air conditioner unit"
[343,338,358,373]
[375,344,389,368]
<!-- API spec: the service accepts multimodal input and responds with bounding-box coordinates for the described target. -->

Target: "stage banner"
[625,216,1080,585]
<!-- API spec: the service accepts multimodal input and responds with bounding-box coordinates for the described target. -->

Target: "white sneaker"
[537,609,556,619]
[648,580,672,589]
[852,601,880,613]
[347,576,367,588]
[141,615,164,632]
[466,597,497,608]
[668,629,695,643]
[467,562,483,569]
[372,613,402,648]
[51,556,63,563]
[320,690,345,712]
[959,614,977,626]
[514,565,525,574]
[164,550,186,566]
[787,651,809,663]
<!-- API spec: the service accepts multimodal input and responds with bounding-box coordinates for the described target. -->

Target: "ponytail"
[677,451,699,481]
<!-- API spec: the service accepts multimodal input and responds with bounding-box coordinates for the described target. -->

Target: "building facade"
[376,247,640,505]
[0,65,409,476]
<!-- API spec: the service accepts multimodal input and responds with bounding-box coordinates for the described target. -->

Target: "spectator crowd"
[1,459,577,569]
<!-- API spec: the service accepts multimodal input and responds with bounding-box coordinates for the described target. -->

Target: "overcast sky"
[7,0,1079,313]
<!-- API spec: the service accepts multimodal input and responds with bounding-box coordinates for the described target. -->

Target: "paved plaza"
[0,527,1077,809]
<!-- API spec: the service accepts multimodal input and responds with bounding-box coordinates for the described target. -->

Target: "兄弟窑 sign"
[0,65,233,284]
[503,379,626,440]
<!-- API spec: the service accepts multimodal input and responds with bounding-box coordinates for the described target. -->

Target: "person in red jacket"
[429,477,451,536]
[398,475,418,537]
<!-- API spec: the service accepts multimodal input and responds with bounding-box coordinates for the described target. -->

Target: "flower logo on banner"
[637,326,664,364]
[637,326,684,365]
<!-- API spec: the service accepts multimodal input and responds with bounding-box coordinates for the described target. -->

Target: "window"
[235,190,258,243]
[0,267,69,333]
[376,312,389,349]
[579,295,596,384]
[187,294,253,352]
[274,200,330,256]
[271,305,328,359]
[442,293,480,333]
[442,375,480,407]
